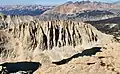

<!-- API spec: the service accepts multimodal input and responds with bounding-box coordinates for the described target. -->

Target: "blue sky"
[0,0,119,5]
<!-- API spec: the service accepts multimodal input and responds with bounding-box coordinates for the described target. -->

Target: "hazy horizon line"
[0,0,119,6]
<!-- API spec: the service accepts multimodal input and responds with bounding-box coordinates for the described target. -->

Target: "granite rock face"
[0,15,118,74]
[0,15,113,61]
[1,16,106,50]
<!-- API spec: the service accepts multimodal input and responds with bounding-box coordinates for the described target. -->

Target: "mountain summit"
[44,1,120,14]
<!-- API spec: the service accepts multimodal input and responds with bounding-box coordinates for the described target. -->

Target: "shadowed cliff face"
[0,15,113,61]
[2,16,102,49]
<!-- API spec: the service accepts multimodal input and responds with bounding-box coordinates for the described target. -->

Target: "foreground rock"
[35,42,120,74]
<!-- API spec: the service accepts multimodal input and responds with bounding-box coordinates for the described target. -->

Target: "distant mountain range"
[1,1,120,17]
[40,1,120,21]
[43,1,120,14]
[0,5,55,16]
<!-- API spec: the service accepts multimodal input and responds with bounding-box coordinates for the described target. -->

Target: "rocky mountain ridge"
[40,1,120,21]
[45,1,120,14]
[0,15,113,62]
[0,14,119,74]
[0,5,55,15]
[0,1,119,74]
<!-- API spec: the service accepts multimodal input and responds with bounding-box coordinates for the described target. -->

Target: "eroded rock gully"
[0,15,117,74]
[0,16,113,61]
[1,16,109,50]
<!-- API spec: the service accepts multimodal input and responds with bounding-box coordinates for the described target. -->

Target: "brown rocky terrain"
[35,42,120,74]
[0,15,119,74]
[85,17,120,37]
[44,1,120,14]
[41,1,120,22]
[0,15,110,59]
[0,1,119,74]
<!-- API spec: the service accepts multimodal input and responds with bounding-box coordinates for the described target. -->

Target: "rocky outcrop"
[0,15,117,74]
[36,42,120,74]
[3,16,105,49]
[0,15,113,61]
